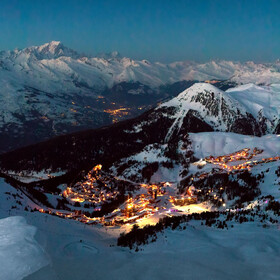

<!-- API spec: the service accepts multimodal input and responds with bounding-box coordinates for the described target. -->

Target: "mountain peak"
[160,82,228,113]
[24,41,80,60]
[175,82,224,101]
[185,82,221,92]
[158,81,257,141]
[38,40,62,50]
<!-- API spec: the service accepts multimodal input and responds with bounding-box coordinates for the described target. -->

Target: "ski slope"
[0,216,49,280]
[189,132,280,159]
[0,203,279,280]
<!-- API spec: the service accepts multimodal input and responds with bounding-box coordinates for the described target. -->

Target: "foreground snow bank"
[25,217,280,280]
[0,216,49,280]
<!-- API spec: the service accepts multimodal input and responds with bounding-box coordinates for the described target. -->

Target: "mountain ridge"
[2,41,280,88]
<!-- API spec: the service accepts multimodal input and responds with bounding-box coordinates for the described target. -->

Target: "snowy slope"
[189,132,280,159]
[0,177,279,280]
[111,131,280,186]
[227,83,280,133]
[21,214,280,280]
[188,132,280,201]
[0,216,49,280]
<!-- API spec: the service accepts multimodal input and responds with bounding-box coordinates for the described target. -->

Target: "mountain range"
[3,41,280,89]
[1,41,280,153]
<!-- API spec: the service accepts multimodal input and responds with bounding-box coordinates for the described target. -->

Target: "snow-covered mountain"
[1,41,280,152]
[158,83,260,140]
[226,83,280,133]
[2,41,280,91]
[127,83,280,143]
[18,40,80,60]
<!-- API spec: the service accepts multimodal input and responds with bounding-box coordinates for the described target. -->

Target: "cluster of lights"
[62,164,119,204]
[36,147,279,227]
[103,108,130,123]
[205,147,279,172]
[38,167,198,226]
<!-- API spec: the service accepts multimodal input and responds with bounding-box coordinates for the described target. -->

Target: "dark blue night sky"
[1,0,279,62]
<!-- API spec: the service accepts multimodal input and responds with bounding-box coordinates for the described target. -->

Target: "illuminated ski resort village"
[35,146,280,228]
